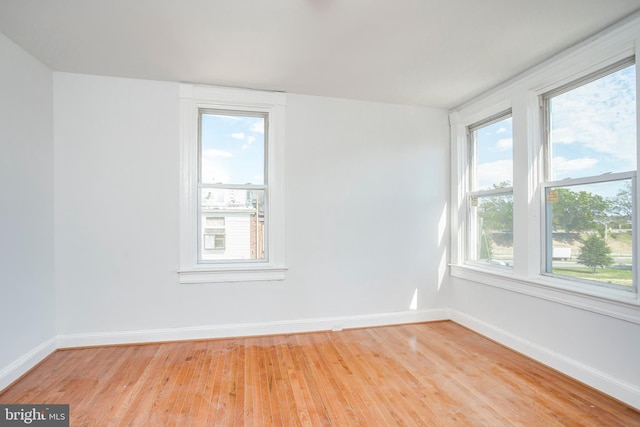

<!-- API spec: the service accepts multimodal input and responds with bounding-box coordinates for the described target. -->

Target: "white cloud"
[552,156,598,178]
[496,127,508,134]
[477,159,512,190]
[550,66,636,164]
[495,138,512,151]
[201,160,230,184]
[550,127,576,144]
[232,133,245,140]
[202,149,233,158]
[241,136,257,150]
[250,121,264,134]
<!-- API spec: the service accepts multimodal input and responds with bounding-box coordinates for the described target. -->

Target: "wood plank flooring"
[1,321,639,426]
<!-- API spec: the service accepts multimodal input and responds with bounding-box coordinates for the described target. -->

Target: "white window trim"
[449,16,640,323]
[466,110,513,267]
[179,84,286,283]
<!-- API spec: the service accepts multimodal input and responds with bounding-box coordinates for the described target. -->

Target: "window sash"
[466,111,513,267]
[541,172,636,292]
[196,108,270,264]
[197,109,269,186]
[467,190,514,266]
[540,59,637,291]
[197,186,268,264]
[542,59,636,182]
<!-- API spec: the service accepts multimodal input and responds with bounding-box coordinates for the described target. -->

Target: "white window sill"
[178,265,287,284]
[450,263,640,324]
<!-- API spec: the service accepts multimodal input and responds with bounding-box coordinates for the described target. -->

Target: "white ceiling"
[1,0,639,109]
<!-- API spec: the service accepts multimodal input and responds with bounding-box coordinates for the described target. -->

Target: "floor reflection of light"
[408,335,417,352]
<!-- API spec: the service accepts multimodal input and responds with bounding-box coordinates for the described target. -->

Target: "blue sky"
[200,113,265,185]
[549,64,636,181]
[476,64,636,191]
[476,117,513,190]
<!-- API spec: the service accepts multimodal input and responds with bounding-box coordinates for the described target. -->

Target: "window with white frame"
[451,20,640,311]
[467,112,513,268]
[542,59,637,292]
[199,110,266,262]
[179,85,286,284]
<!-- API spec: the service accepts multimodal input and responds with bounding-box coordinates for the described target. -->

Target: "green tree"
[577,234,614,273]
[552,189,609,233]
[477,181,513,232]
[608,181,632,222]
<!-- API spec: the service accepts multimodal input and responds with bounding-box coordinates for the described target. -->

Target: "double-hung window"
[542,59,637,292]
[199,110,266,262]
[179,85,286,284]
[467,112,514,268]
[451,22,640,309]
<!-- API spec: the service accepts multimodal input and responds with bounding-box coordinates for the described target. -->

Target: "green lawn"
[552,266,632,287]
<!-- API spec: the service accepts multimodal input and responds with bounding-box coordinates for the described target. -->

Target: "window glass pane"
[200,112,265,185]
[545,180,633,290]
[470,192,513,267]
[201,189,265,261]
[204,234,223,250]
[473,116,513,191]
[548,64,636,180]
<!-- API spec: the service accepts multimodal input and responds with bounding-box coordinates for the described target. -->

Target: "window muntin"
[198,110,268,263]
[543,61,636,291]
[467,113,513,267]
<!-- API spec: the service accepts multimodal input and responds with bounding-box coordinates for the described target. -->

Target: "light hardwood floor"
[1,321,639,426]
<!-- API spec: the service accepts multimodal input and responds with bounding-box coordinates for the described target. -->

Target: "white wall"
[3,25,638,409]
[450,277,640,407]
[53,73,450,338]
[0,33,56,386]
[447,15,640,408]
[285,94,450,319]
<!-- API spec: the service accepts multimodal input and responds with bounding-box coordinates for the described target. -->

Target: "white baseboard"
[449,309,640,410]
[56,308,450,348]
[0,337,57,391]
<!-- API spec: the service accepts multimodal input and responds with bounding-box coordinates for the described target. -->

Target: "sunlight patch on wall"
[438,203,448,290]
[409,288,418,311]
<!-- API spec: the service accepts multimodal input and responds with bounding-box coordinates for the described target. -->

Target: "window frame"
[540,173,637,292]
[178,84,287,284]
[197,109,268,263]
[466,111,514,269]
[540,60,637,293]
[449,27,640,316]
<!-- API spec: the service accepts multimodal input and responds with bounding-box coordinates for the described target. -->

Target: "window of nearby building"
[542,60,636,292]
[179,85,286,284]
[203,216,225,251]
[467,112,513,268]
